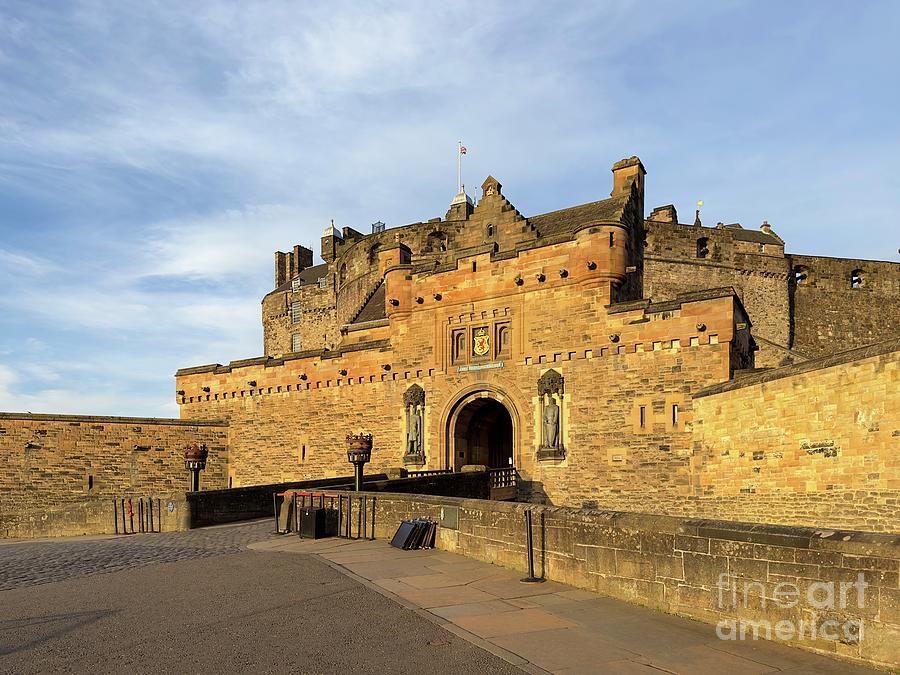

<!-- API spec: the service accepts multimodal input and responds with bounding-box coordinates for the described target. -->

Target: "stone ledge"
[0,412,228,426]
[694,335,900,398]
[346,490,900,554]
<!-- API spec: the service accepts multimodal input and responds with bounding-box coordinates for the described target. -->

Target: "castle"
[172,156,899,515]
[2,155,898,538]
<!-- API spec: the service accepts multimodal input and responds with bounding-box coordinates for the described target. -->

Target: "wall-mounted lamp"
[389,298,400,306]
[176,390,185,396]
[696,323,707,332]
[415,296,424,304]
[514,275,524,286]
[559,269,568,278]
[247,380,257,387]
[587,261,597,270]
[201,386,210,393]
[382,364,391,371]
[299,374,308,381]
[432,293,442,301]
[535,273,546,282]
[609,333,620,343]
[339,369,348,376]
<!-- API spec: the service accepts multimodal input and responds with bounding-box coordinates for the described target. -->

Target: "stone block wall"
[690,338,899,519]
[357,491,900,670]
[179,287,743,506]
[643,218,792,367]
[0,413,228,537]
[789,254,900,359]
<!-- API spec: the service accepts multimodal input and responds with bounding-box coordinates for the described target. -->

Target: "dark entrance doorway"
[451,398,513,471]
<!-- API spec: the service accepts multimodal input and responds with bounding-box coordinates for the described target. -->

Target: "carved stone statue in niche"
[407,405,423,455]
[403,384,426,465]
[537,369,565,460]
[542,396,559,448]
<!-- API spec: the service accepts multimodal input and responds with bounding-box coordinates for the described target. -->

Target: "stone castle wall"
[179,223,744,508]
[643,215,900,368]
[789,254,900,359]
[0,413,228,537]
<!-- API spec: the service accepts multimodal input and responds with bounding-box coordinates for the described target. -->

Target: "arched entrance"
[450,397,514,471]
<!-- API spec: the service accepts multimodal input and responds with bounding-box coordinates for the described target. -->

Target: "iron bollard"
[520,509,545,584]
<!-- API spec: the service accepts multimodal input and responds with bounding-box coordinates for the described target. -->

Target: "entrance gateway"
[446,389,516,472]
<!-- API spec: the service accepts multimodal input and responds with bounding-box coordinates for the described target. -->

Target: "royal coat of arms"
[472,327,490,357]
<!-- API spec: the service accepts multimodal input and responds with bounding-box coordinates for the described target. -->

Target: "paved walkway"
[0,522,522,674]
[250,535,879,675]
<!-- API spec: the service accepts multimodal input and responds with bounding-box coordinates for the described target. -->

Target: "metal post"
[148,497,154,533]
[369,496,376,540]
[338,494,344,538]
[121,499,127,534]
[114,500,119,535]
[272,493,280,534]
[361,496,367,540]
[353,463,364,492]
[294,493,299,536]
[521,509,545,584]
[346,495,352,538]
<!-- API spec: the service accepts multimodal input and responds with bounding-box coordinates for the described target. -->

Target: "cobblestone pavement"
[0,520,273,591]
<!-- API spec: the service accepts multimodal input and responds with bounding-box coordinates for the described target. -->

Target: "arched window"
[850,269,863,289]
[487,223,494,237]
[339,263,348,286]
[498,324,510,356]
[793,265,809,285]
[696,237,709,259]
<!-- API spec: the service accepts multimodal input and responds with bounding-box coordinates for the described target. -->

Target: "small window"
[87,475,94,491]
[696,238,709,259]
[850,269,863,289]
[672,404,679,427]
[793,265,808,285]
[497,323,511,357]
[291,333,302,352]
[472,261,477,272]
[291,277,302,292]
[487,223,494,237]
[452,330,467,364]
[609,232,614,248]
[291,301,301,323]
[639,406,646,429]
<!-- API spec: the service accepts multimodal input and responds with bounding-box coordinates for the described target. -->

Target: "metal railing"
[114,497,161,534]
[406,468,453,477]
[489,466,517,489]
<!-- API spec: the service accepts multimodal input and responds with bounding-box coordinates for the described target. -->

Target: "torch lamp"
[346,433,373,492]
[184,443,209,492]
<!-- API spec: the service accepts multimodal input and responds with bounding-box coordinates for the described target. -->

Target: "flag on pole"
[459,146,467,155]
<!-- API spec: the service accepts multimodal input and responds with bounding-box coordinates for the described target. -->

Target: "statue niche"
[537,369,565,461]
[402,384,426,465]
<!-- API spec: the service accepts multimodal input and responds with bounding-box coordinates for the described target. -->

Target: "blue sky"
[1,1,898,417]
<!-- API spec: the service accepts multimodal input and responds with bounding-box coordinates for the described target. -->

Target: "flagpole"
[457,140,461,194]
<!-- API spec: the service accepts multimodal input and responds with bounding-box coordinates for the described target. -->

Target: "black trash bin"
[300,507,328,539]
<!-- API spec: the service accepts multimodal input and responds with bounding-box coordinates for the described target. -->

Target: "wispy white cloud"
[0,0,897,417]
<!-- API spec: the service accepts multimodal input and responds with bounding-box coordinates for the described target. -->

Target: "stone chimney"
[611,156,646,198]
